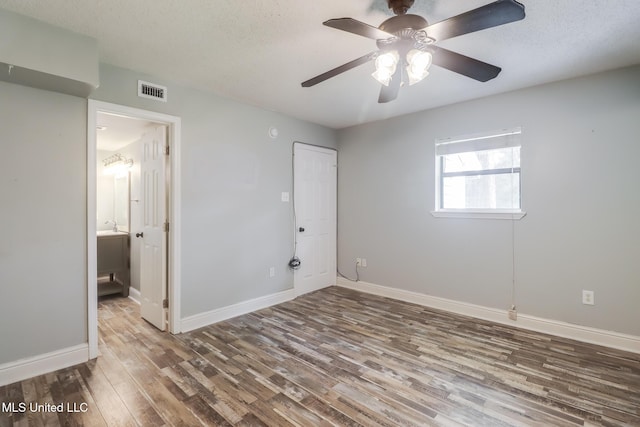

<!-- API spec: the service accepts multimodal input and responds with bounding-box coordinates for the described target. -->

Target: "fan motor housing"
[387,0,415,15]
[378,14,428,36]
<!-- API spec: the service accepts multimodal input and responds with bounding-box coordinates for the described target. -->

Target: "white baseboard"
[0,344,88,387]
[337,278,640,354]
[181,289,296,333]
[128,287,141,305]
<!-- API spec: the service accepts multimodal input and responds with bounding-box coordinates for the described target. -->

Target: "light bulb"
[372,51,399,86]
[371,69,393,86]
[407,49,432,69]
[376,52,398,69]
[406,49,432,85]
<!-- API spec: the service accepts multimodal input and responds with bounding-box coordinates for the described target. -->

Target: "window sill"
[430,210,527,220]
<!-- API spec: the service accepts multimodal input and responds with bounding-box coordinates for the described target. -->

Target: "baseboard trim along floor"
[3,279,637,387]
[128,287,141,305]
[337,278,640,354]
[181,288,296,333]
[0,344,88,387]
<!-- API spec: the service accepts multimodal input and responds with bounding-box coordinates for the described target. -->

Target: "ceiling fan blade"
[425,0,525,42]
[431,47,501,82]
[324,18,395,40]
[378,67,401,103]
[301,52,377,87]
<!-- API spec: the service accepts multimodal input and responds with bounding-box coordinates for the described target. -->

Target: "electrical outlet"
[356,258,362,266]
[361,258,367,267]
[582,290,595,305]
[269,267,275,278]
[508,306,517,321]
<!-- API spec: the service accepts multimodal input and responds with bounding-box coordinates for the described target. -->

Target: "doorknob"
[135,232,144,238]
[298,227,305,232]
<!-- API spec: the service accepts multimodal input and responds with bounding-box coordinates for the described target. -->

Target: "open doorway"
[87,100,182,359]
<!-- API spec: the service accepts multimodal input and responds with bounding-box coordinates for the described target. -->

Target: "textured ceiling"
[1,0,640,129]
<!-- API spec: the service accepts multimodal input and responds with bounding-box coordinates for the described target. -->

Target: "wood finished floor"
[1,286,639,426]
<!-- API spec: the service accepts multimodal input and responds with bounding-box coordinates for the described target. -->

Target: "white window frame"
[431,127,526,220]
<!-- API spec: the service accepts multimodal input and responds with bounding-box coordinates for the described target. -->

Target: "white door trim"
[87,100,182,359]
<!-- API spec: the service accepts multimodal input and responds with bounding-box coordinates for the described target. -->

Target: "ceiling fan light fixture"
[371,69,392,86]
[407,67,430,85]
[302,0,526,101]
[376,51,398,69]
[406,49,432,85]
[372,51,399,86]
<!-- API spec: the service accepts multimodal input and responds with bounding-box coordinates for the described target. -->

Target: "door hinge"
[165,145,170,156]
[164,221,169,232]
[163,299,169,309]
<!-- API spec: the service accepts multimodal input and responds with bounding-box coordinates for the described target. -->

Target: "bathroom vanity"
[97,231,130,297]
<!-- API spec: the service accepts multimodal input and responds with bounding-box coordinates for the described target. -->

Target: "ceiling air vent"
[138,80,167,102]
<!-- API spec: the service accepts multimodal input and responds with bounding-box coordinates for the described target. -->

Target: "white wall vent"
[138,80,167,102]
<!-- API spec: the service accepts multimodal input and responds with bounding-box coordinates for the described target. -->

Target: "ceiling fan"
[301,0,525,103]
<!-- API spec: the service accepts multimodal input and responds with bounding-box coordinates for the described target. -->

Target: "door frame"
[87,100,182,359]
[292,142,337,296]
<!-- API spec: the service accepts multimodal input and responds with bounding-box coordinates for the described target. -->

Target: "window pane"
[442,173,520,209]
[443,147,520,173]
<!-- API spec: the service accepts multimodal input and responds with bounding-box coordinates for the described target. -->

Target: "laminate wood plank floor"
[2,286,639,426]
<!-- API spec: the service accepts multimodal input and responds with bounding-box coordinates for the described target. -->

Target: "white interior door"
[293,143,337,295]
[139,126,167,330]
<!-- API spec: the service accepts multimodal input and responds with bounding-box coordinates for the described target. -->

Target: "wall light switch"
[269,267,275,278]
[281,192,290,202]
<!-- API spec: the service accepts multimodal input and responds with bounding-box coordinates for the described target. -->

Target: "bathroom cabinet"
[97,232,130,297]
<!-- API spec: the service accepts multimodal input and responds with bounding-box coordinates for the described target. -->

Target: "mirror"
[114,174,129,232]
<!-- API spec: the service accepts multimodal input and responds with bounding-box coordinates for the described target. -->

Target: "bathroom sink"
[97,230,128,237]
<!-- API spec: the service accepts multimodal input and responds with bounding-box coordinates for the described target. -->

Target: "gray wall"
[0,81,87,364]
[93,64,338,318]
[0,8,98,96]
[0,62,336,365]
[337,65,640,336]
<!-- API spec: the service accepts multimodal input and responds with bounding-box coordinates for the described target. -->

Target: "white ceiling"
[96,112,155,151]
[2,0,640,129]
